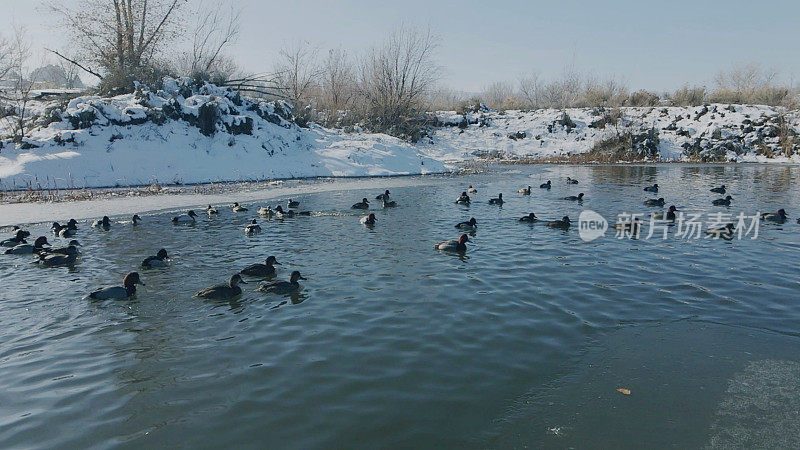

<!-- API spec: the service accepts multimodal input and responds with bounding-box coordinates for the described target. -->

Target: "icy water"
[2,164,800,449]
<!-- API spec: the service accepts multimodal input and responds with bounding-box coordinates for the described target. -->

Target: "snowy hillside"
[426,105,800,163]
[0,78,444,190]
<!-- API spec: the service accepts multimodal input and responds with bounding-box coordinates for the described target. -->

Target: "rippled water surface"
[2,164,800,449]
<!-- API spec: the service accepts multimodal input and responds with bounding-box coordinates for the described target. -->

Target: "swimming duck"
[257,206,275,217]
[172,210,198,223]
[287,199,300,208]
[240,256,280,278]
[360,213,377,225]
[488,193,504,205]
[258,270,306,294]
[38,247,78,267]
[92,216,111,229]
[644,197,666,207]
[244,219,262,234]
[706,223,735,240]
[352,198,370,209]
[5,236,49,254]
[54,222,77,237]
[456,192,471,205]
[519,213,539,223]
[564,193,584,201]
[643,183,659,192]
[518,185,532,195]
[710,185,726,194]
[540,180,552,189]
[194,274,247,300]
[712,196,733,206]
[434,234,469,252]
[274,205,295,218]
[132,214,142,225]
[206,205,219,215]
[382,198,397,208]
[566,177,579,184]
[761,209,787,223]
[652,205,677,221]
[546,216,571,229]
[141,249,169,268]
[232,202,248,212]
[40,240,81,256]
[467,185,477,193]
[455,217,477,231]
[1,230,30,247]
[375,190,391,201]
[87,272,144,300]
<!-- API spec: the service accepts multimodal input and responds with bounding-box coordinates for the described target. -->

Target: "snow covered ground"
[1,78,799,194]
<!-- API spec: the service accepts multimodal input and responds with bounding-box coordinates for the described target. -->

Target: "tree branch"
[45,48,103,79]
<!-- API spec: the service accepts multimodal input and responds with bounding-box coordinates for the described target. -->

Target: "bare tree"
[180,0,241,83]
[47,0,186,93]
[518,72,541,109]
[273,40,321,108]
[0,27,36,143]
[359,26,439,136]
[318,48,356,126]
[0,34,14,83]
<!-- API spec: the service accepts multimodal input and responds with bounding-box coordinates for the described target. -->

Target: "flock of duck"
[1,179,792,301]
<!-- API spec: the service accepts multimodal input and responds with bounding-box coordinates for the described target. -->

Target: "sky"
[2,0,799,93]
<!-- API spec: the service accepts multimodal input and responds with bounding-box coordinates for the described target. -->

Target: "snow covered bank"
[425,105,800,163]
[0,78,445,190]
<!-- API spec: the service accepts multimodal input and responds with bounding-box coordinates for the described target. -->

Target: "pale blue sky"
[2,0,799,92]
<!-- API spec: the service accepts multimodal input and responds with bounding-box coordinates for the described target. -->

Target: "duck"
[712,195,733,206]
[652,205,677,221]
[519,213,539,223]
[244,219,262,234]
[5,236,49,254]
[287,199,300,208]
[240,256,280,278]
[613,218,642,234]
[761,209,787,223]
[456,192,471,205]
[1,229,30,247]
[232,202,248,212]
[141,249,169,268]
[434,234,469,252]
[132,214,142,225]
[257,206,274,217]
[546,216,571,229]
[566,177,579,184]
[644,197,666,207]
[54,222,77,237]
[564,193,584,201]
[352,198,370,209]
[206,205,219,215]
[38,247,79,267]
[540,180,552,189]
[467,185,477,194]
[706,223,735,239]
[274,205,295,218]
[194,274,247,300]
[382,198,397,208]
[643,183,659,192]
[710,185,726,194]
[258,270,306,294]
[360,213,377,225]
[172,210,198,223]
[375,190,391,201]
[40,240,81,256]
[488,193,504,205]
[518,185,532,195]
[92,216,111,229]
[455,217,477,231]
[87,272,144,300]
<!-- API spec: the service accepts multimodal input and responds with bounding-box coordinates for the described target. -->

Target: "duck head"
[275,205,284,213]
[101,216,111,226]
[16,229,30,239]
[460,191,468,196]
[233,202,240,207]
[777,208,787,218]
[368,213,376,221]
[562,216,571,223]
[469,217,477,226]
[132,214,141,224]
[658,197,664,202]
[725,195,733,201]
[289,271,307,283]
[67,219,78,229]
[527,213,537,219]
[68,240,81,247]
[668,205,677,212]
[458,234,470,244]
[362,198,369,204]
[498,193,503,199]
[653,183,659,188]
[188,210,198,218]
[123,272,145,287]
[229,274,247,287]
[250,219,258,225]
[384,190,390,195]
[51,222,61,230]
[156,248,168,260]
[34,236,49,248]
[577,193,584,199]
[266,255,280,265]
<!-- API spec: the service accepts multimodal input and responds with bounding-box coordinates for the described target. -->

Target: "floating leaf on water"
[616,388,631,395]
